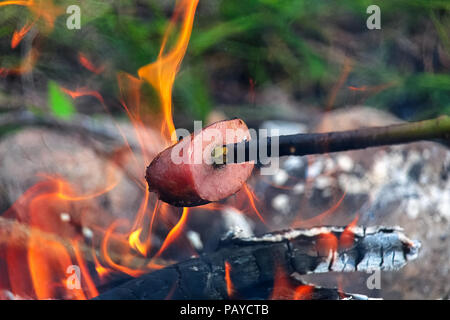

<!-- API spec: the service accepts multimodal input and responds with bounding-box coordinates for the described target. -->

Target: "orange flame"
[348,82,395,93]
[2,0,63,34]
[0,0,63,76]
[270,264,313,300]
[53,177,119,202]
[224,261,235,298]
[91,248,110,281]
[316,232,338,257]
[0,0,308,301]
[242,183,266,224]
[71,239,99,299]
[291,191,346,228]
[100,220,146,278]
[339,215,359,249]
[27,231,82,299]
[1,179,103,299]
[61,87,105,104]
[155,207,190,258]
[293,285,314,300]
[78,52,105,74]
[138,0,199,140]
[26,0,63,30]
[0,0,206,301]
[11,20,35,48]
[337,274,346,299]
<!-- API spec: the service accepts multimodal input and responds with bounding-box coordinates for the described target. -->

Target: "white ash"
[60,212,71,222]
[0,290,31,300]
[321,187,333,198]
[337,155,354,172]
[312,258,333,273]
[229,226,420,273]
[365,147,450,221]
[271,194,291,215]
[187,230,203,251]
[338,174,371,194]
[235,226,399,243]
[293,183,305,194]
[307,160,324,179]
[324,157,336,172]
[272,168,289,185]
[315,175,334,189]
[222,207,254,238]
[405,198,421,219]
[422,148,431,160]
[235,226,346,243]
[437,189,450,220]
[283,156,305,171]
[82,226,94,239]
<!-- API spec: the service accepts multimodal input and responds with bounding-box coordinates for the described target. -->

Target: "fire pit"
[0,0,448,303]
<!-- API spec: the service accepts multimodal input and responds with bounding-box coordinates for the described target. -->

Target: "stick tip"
[211,145,228,165]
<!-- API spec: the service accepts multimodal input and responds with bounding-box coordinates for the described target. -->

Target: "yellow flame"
[0,0,32,6]
[138,0,199,141]
[155,207,189,257]
[128,228,147,256]
[0,0,205,300]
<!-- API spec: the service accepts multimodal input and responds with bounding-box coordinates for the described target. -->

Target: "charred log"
[95,226,420,299]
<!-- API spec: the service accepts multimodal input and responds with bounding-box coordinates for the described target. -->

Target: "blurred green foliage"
[48,81,76,119]
[0,0,449,122]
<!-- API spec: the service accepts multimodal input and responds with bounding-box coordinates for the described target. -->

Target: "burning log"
[95,226,420,299]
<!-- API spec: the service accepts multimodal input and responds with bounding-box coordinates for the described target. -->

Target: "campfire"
[0,0,448,301]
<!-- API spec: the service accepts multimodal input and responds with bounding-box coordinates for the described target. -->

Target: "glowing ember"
[11,20,35,49]
[293,285,314,300]
[61,87,105,105]
[316,232,338,257]
[78,52,105,74]
[270,264,313,300]
[339,215,359,249]
[224,261,235,298]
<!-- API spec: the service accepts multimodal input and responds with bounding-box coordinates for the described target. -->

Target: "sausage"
[145,119,254,206]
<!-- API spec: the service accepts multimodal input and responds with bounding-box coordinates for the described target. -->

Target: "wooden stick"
[213,115,450,164]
